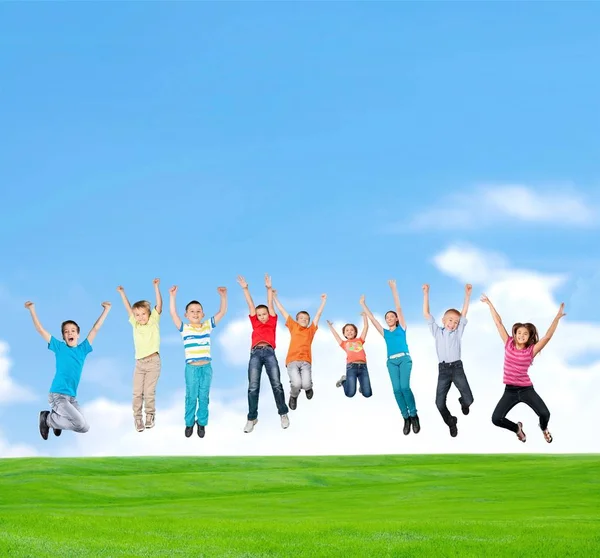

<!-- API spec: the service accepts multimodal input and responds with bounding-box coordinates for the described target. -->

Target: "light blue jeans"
[185,363,213,427]
[386,355,417,419]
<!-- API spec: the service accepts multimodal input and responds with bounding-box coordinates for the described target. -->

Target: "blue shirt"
[383,326,409,357]
[427,315,467,363]
[48,336,93,397]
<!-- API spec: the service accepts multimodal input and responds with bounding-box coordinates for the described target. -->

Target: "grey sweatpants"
[46,392,90,433]
[286,360,313,397]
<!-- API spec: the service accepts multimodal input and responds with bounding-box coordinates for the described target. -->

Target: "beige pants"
[132,353,161,419]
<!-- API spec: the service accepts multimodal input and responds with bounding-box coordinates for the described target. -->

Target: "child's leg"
[452,363,474,410]
[247,349,263,421]
[287,361,302,398]
[299,362,313,392]
[143,354,161,419]
[435,366,454,425]
[132,361,145,420]
[491,388,520,433]
[343,364,358,397]
[184,364,199,428]
[520,387,551,431]
[47,393,90,433]
[356,364,373,398]
[387,358,408,417]
[264,348,289,415]
[398,356,416,416]
[196,363,213,427]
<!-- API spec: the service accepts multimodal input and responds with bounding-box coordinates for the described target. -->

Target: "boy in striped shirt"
[169,285,228,438]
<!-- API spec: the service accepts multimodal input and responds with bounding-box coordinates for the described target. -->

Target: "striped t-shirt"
[179,318,216,364]
[503,336,534,386]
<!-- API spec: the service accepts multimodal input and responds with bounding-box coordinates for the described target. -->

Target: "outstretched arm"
[388,280,407,329]
[359,295,384,336]
[422,284,433,320]
[86,302,111,344]
[153,278,163,314]
[214,287,228,325]
[480,294,509,343]
[326,320,344,345]
[237,275,256,316]
[461,284,473,318]
[313,294,327,326]
[360,311,369,340]
[24,302,51,343]
[116,286,133,317]
[169,286,183,330]
[533,303,566,357]
[272,290,290,321]
[265,274,276,317]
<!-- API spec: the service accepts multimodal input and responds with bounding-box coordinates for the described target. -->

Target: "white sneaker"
[244,419,258,433]
[336,375,346,388]
[135,418,145,432]
[281,414,290,429]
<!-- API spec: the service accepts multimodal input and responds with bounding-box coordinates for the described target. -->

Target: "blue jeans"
[342,363,372,398]
[185,363,213,427]
[247,346,289,420]
[387,355,417,419]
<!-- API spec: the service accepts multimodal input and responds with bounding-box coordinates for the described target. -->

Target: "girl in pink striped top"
[481,294,566,444]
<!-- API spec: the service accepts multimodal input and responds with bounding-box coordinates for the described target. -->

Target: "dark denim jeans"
[247,345,289,420]
[436,360,474,425]
[492,385,550,433]
[342,363,373,398]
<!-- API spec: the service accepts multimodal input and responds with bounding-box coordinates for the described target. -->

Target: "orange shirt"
[340,338,367,363]
[285,315,318,366]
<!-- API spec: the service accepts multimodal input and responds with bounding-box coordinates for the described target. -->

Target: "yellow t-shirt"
[129,308,160,359]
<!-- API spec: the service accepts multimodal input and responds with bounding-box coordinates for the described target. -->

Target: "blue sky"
[1,3,599,454]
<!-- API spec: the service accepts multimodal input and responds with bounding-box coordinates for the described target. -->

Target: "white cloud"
[0,341,36,404]
[0,430,38,458]
[405,184,596,231]
[26,244,599,457]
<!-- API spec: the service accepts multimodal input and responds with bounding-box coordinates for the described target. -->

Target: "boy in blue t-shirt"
[25,300,111,440]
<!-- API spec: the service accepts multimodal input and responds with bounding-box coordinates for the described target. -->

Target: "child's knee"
[491,413,503,427]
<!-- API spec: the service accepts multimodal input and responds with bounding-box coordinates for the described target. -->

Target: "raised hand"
[153,278,160,286]
[326,320,333,326]
[271,289,278,298]
[388,279,397,289]
[480,293,490,304]
[101,301,112,309]
[422,284,429,293]
[557,303,566,319]
[359,295,365,305]
[24,301,34,309]
[237,275,248,289]
[465,284,473,295]
[217,286,227,295]
[265,274,272,289]
[169,285,178,295]
[116,286,124,293]
[360,311,367,317]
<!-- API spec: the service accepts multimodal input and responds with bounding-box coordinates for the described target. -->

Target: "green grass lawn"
[0,454,598,557]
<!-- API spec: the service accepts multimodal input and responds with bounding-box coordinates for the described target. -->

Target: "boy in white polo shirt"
[423,283,473,437]
[169,285,228,438]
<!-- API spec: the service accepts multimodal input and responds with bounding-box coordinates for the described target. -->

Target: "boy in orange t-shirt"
[273,290,327,410]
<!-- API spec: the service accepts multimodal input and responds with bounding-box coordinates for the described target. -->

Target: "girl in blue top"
[360,280,419,436]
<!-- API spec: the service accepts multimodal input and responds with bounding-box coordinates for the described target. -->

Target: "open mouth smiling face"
[62,325,79,347]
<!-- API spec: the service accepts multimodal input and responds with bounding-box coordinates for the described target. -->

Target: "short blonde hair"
[132,300,152,314]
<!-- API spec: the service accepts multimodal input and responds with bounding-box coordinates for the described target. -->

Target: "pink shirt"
[503,337,534,386]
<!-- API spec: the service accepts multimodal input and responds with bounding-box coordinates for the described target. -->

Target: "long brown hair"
[511,322,539,347]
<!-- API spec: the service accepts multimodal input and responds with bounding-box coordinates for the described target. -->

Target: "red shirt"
[250,314,277,349]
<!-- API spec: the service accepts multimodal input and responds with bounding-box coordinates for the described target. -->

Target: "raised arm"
[265,274,276,317]
[326,320,344,345]
[237,275,256,316]
[313,294,327,326]
[86,302,111,345]
[169,286,183,330]
[360,311,369,340]
[461,284,472,318]
[359,295,384,336]
[271,290,290,320]
[213,287,228,325]
[388,279,407,330]
[153,278,163,314]
[422,284,433,320]
[533,303,566,357]
[480,294,509,343]
[24,302,51,343]
[116,286,133,317]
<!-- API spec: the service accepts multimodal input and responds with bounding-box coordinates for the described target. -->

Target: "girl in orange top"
[327,309,372,398]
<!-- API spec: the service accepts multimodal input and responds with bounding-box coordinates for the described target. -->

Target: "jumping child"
[481,293,565,443]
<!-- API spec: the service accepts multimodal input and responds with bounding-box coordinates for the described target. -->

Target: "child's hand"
[321,294,327,301]
[271,289,278,298]
[557,303,566,319]
[24,301,34,309]
[465,284,473,295]
[101,301,111,309]
[237,276,248,289]
[480,294,490,304]
[360,311,367,317]
[388,279,397,289]
[217,286,227,295]
[422,284,429,293]
[265,274,272,289]
[116,286,124,293]
[153,278,160,286]
[169,286,178,295]
[359,295,365,305]
[326,320,333,326]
